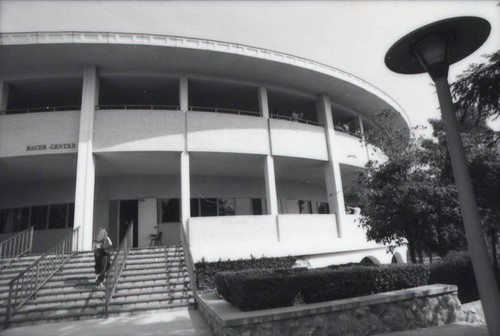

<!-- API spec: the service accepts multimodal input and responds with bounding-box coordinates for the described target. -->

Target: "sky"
[1,0,499,135]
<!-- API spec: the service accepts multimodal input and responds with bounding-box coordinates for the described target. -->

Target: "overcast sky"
[1,0,499,134]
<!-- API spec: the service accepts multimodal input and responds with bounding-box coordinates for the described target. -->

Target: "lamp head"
[385,17,491,81]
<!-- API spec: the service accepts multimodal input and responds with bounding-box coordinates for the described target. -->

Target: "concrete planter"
[198,284,461,336]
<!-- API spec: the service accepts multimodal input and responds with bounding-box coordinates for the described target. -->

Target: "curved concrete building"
[0,28,409,266]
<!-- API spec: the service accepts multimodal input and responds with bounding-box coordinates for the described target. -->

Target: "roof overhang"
[0,31,410,133]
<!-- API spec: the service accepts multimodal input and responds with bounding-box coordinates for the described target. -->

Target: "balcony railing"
[5,228,79,328]
[189,106,262,117]
[96,104,180,111]
[1,105,81,114]
[269,113,322,126]
[0,226,34,270]
[104,221,133,318]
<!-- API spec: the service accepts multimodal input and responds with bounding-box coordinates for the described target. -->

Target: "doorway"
[119,200,138,248]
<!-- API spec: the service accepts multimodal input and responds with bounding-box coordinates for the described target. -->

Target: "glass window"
[158,199,180,223]
[48,204,68,229]
[190,199,200,217]
[200,198,217,217]
[318,202,330,214]
[251,198,264,215]
[0,208,30,233]
[235,199,252,215]
[68,203,75,228]
[218,198,235,216]
[31,206,48,230]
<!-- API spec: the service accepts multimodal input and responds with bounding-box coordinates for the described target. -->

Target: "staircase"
[0,246,193,328]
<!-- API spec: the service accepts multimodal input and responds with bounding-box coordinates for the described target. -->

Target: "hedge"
[215,263,430,311]
[195,256,297,292]
[429,251,480,303]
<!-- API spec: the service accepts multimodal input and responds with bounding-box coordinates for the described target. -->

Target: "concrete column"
[180,77,191,236]
[0,80,9,112]
[259,87,280,239]
[179,77,188,112]
[73,66,99,251]
[318,94,345,237]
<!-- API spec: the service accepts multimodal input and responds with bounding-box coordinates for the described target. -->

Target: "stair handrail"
[4,227,79,328]
[180,220,198,307]
[104,221,133,318]
[0,226,34,268]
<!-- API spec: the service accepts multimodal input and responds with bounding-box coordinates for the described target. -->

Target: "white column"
[180,77,191,236]
[0,80,9,112]
[318,94,345,238]
[259,87,280,239]
[74,66,99,251]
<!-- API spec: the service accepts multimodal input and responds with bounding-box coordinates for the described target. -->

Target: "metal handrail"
[104,221,133,318]
[188,106,262,117]
[269,113,322,126]
[0,226,34,267]
[1,105,81,114]
[96,104,180,111]
[5,228,79,328]
[180,221,198,308]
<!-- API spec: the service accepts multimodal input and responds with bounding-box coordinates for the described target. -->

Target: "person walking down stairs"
[93,229,112,287]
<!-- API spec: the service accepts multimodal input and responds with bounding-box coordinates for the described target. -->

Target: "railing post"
[5,283,13,328]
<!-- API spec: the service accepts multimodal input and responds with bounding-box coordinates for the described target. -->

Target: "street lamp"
[385,16,500,335]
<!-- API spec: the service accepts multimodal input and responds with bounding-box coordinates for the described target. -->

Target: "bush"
[195,256,297,292]
[299,264,430,304]
[216,263,430,311]
[429,251,478,303]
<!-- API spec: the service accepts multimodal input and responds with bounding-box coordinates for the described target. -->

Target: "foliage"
[347,128,465,263]
[194,256,297,292]
[215,264,430,311]
[451,51,500,124]
[429,251,478,303]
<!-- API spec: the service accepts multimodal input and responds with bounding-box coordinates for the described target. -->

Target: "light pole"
[385,17,500,335]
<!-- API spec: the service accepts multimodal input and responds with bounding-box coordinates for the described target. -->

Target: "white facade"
[0,29,409,265]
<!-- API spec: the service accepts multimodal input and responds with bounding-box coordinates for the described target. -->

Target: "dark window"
[218,198,235,216]
[31,206,48,230]
[68,203,75,228]
[318,202,330,214]
[252,198,263,215]
[200,198,217,217]
[158,199,180,223]
[0,208,30,233]
[48,204,68,229]
[190,199,200,217]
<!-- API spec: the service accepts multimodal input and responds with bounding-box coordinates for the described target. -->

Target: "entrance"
[119,200,138,248]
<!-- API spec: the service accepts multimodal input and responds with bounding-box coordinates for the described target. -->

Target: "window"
[0,203,74,233]
[158,199,180,223]
[218,198,235,216]
[200,198,217,216]
[48,204,69,229]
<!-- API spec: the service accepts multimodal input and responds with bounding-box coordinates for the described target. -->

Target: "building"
[0,24,409,266]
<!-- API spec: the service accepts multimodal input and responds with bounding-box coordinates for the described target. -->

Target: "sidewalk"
[0,306,488,336]
[0,308,212,336]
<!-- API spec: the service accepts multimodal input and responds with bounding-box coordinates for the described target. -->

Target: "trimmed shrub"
[195,256,297,292]
[298,263,430,304]
[216,263,430,311]
[429,251,478,303]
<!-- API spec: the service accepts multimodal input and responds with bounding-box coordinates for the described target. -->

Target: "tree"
[347,129,465,263]
[451,51,500,125]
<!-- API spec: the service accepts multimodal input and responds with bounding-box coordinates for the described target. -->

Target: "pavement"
[0,306,488,336]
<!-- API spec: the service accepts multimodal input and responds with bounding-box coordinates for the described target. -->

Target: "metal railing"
[0,226,34,268]
[96,104,180,111]
[269,113,322,126]
[180,221,198,308]
[189,106,262,117]
[104,221,133,318]
[1,105,81,114]
[5,228,79,328]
